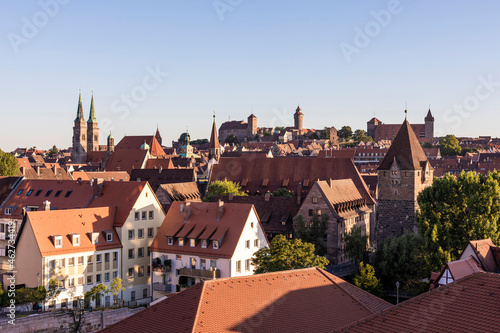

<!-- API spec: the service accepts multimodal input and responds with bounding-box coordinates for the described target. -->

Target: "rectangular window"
[254,239,259,248]
[113,271,118,279]
[78,276,83,286]
[245,240,250,249]
[143,288,148,298]
[59,258,65,267]
[59,279,65,289]
[96,274,101,284]
[191,257,196,269]
[88,255,93,264]
[138,229,144,239]
[49,260,55,269]
[245,259,250,272]
[45,190,52,197]
[316,209,322,216]
[134,212,140,221]
[78,256,84,265]
[131,291,136,302]
[147,228,154,238]
[96,254,102,263]
[190,238,196,247]
[105,273,110,282]
[128,230,135,240]
[250,222,254,228]
[4,207,12,215]
[213,240,219,249]
[68,278,75,287]
[201,259,206,269]
[55,236,63,248]
[308,209,313,217]
[149,211,154,219]
[27,189,34,196]
[87,275,93,285]
[55,190,62,197]
[92,233,99,244]
[236,260,241,273]
[138,248,144,258]
[201,239,207,248]
[65,190,73,198]
[138,266,144,276]
[128,268,134,279]
[113,252,118,261]
[105,253,110,262]
[312,196,318,204]
[210,260,217,268]
[69,257,75,266]
[73,234,80,246]
[106,232,113,242]
[128,249,134,259]
[179,238,184,246]
[142,211,147,220]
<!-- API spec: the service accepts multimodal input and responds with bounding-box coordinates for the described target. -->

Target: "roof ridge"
[192,281,207,333]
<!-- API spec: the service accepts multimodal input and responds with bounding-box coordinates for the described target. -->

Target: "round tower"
[294,105,303,132]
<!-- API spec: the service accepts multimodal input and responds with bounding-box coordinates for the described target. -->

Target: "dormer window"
[4,207,12,215]
[72,234,80,246]
[54,235,63,248]
[106,232,113,242]
[167,236,173,245]
[90,232,99,244]
[201,239,207,248]
[213,240,219,249]
[179,238,184,246]
[190,238,196,247]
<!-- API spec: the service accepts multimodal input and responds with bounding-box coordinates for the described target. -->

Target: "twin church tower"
[72,91,100,163]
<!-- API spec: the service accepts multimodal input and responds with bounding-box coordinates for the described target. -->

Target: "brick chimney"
[21,167,25,176]
[43,200,51,211]
[183,202,191,221]
[297,183,302,205]
[216,200,224,220]
[36,165,41,176]
[264,191,271,201]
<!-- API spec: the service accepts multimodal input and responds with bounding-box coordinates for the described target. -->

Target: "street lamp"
[396,281,400,305]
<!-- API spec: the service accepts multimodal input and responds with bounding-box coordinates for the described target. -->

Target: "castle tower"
[86,93,99,152]
[248,114,257,136]
[376,119,434,243]
[72,91,87,163]
[424,109,434,139]
[367,117,381,139]
[294,105,303,132]
[107,132,115,153]
[209,114,222,161]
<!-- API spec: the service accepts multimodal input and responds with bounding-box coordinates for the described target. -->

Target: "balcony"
[152,282,172,293]
[179,267,221,279]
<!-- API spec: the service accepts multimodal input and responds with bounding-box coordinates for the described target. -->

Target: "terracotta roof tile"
[104,149,149,174]
[158,182,201,202]
[130,168,196,192]
[468,239,499,272]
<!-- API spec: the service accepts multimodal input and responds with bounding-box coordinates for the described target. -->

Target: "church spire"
[75,90,85,122]
[209,112,221,149]
[87,92,97,123]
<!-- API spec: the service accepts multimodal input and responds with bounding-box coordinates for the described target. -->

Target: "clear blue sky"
[1,0,500,151]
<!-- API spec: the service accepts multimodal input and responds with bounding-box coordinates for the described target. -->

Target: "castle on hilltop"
[367,109,434,142]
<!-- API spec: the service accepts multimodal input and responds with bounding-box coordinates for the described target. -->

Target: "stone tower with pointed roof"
[248,114,257,136]
[425,108,434,139]
[376,119,434,242]
[87,93,99,152]
[72,91,87,163]
[294,106,303,132]
[155,126,162,146]
[209,115,222,161]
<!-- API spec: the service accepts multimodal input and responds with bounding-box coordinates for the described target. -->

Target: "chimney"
[36,165,41,176]
[21,167,25,176]
[216,200,224,220]
[328,179,333,188]
[159,166,163,173]
[183,202,191,221]
[43,200,51,211]
[264,191,271,201]
[297,183,302,205]
[228,193,234,201]
[52,165,57,174]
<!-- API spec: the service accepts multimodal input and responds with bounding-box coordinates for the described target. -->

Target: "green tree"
[272,188,293,197]
[374,233,426,289]
[293,214,329,256]
[263,130,272,137]
[64,299,86,333]
[353,262,383,297]
[417,171,500,272]
[47,145,59,157]
[178,132,189,143]
[15,286,46,312]
[190,138,209,145]
[204,179,248,201]
[108,277,125,307]
[0,149,19,176]
[421,142,433,149]
[251,235,329,274]
[45,278,61,311]
[85,284,108,308]
[352,129,374,143]
[439,134,461,156]
[225,134,239,145]
[274,126,285,133]
[320,127,331,139]
[342,226,369,271]
[338,126,353,141]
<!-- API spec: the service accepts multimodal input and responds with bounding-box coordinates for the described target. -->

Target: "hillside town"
[0,95,500,333]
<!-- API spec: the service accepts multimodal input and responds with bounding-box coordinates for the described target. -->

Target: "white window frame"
[213,240,219,249]
[167,237,173,245]
[54,236,63,248]
[72,234,80,246]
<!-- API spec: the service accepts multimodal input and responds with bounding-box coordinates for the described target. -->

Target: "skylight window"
[55,190,62,197]
[35,190,42,197]
[65,190,73,198]
[17,189,23,195]
[45,190,53,197]
[27,189,34,196]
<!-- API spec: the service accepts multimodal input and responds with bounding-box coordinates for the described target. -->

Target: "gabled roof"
[445,256,484,281]
[104,149,148,174]
[157,182,201,202]
[0,176,22,207]
[27,207,121,256]
[115,135,155,150]
[99,267,392,333]
[23,167,72,180]
[87,181,147,227]
[145,158,173,170]
[130,168,196,192]
[464,239,499,272]
[425,109,434,121]
[86,151,108,163]
[0,179,94,218]
[72,171,130,182]
[210,157,375,205]
[336,272,500,333]
[315,180,371,219]
[378,120,430,170]
[150,201,255,259]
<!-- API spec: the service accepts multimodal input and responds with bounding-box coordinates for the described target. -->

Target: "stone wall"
[0,307,143,333]
[376,199,418,243]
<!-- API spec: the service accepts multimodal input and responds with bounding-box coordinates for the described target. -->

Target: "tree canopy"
[47,145,59,157]
[338,126,353,141]
[320,127,331,139]
[272,188,294,197]
[417,171,500,272]
[0,149,19,176]
[353,262,383,297]
[439,134,461,156]
[224,134,239,145]
[204,179,247,201]
[293,214,329,256]
[352,129,373,143]
[251,235,329,274]
[342,226,369,271]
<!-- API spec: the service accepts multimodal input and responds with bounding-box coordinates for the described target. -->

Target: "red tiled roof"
[468,239,499,272]
[210,157,375,205]
[17,158,32,169]
[104,149,148,174]
[378,120,430,170]
[336,272,500,333]
[446,257,484,281]
[115,135,154,150]
[145,158,174,170]
[157,182,201,202]
[72,171,130,182]
[130,168,196,192]
[99,267,392,333]
[86,151,108,163]
[26,207,121,256]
